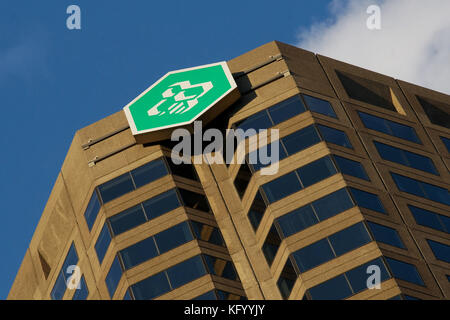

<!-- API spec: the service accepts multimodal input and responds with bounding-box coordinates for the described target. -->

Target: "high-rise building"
[8,41,450,300]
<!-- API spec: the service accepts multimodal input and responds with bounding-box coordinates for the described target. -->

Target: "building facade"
[8,41,450,300]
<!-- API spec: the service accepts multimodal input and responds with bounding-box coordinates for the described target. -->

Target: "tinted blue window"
[391,173,450,206]
[385,258,424,286]
[120,237,158,270]
[72,276,89,300]
[248,141,287,172]
[297,156,337,188]
[317,125,353,148]
[293,239,335,272]
[367,222,405,249]
[441,136,450,153]
[346,258,390,293]
[427,240,450,263]
[95,224,112,265]
[236,110,272,133]
[84,192,101,231]
[447,275,450,282]
[123,290,132,300]
[194,291,217,300]
[247,191,266,231]
[262,172,302,203]
[389,295,403,300]
[143,189,181,220]
[358,112,421,144]
[349,188,386,213]
[51,272,66,300]
[281,125,322,155]
[204,255,238,281]
[374,141,438,175]
[277,205,318,238]
[328,222,372,256]
[312,188,354,221]
[268,96,306,125]
[404,295,420,300]
[154,222,193,255]
[131,271,170,300]
[409,205,446,232]
[63,243,79,276]
[166,256,207,289]
[308,275,352,300]
[109,204,147,236]
[130,159,168,189]
[106,256,123,298]
[333,155,369,180]
[190,222,224,246]
[98,172,135,204]
[303,94,337,118]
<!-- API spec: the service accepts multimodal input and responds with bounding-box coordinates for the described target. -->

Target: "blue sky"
[0,0,332,299]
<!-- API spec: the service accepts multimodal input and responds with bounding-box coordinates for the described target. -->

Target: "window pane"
[262,226,281,266]
[268,96,306,125]
[420,182,450,206]
[166,256,207,289]
[391,173,425,197]
[143,189,181,220]
[281,125,322,155]
[51,272,66,300]
[178,189,210,212]
[72,276,89,300]
[374,141,408,166]
[247,191,266,231]
[297,156,337,188]
[193,291,217,300]
[317,125,352,148]
[130,159,168,189]
[404,151,438,175]
[367,222,405,249]
[329,223,372,256]
[293,239,335,272]
[165,157,198,181]
[95,224,111,265]
[98,172,135,204]
[312,188,355,221]
[62,243,79,281]
[109,204,147,236]
[277,205,318,238]
[427,239,450,263]
[131,271,170,300]
[308,275,352,300]
[441,136,450,153]
[248,141,287,172]
[388,121,421,144]
[349,188,386,213]
[190,222,224,246]
[203,255,238,281]
[84,192,101,231]
[105,256,123,298]
[236,110,272,133]
[154,222,193,254]
[358,111,390,135]
[120,237,158,270]
[303,94,337,118]
[277,259,297,299]
[262,172,302,203]
[409,205,446,232]
[333,155,369,180]
[385,258,424,286]
[346,258,390,294]
[123,290,132,300]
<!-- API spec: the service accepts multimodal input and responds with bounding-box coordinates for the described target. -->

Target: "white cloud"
[297,0,450,94]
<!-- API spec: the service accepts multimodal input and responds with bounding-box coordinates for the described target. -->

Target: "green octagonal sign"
[124,61,240,144]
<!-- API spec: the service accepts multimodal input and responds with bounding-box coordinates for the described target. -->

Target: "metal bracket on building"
[234,54,283,79]
[81,125,130,150]
[241,70,291,95]
[87,142,137,167]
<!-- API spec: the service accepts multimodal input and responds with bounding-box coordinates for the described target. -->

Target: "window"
[72,276,89,300]
[416,96,450,129]
[203,255,239,281]
[385,258,424,286]
[262,172,302,203]
[51,272,67,300]
[166,256,207,289]
[427,239,450,263]
[358,111,421,144]
[154,222,194,255]
[262,226,282,266]
[95,224,112,265]
[268,95,306,125]
[308,275,352,300]
[317,125,353,148]
[123,290,132,300]
[293,239,335,272]
[247,191,267,231]
[441,136,450,153]
[131,271,170,300]
[109,204,146,236]
[193,291,217,300]
[97,158,168,204]
[105,256,123,298]
[130,159,168,188]
[234,162,252,197]
[328,222,372,256]
[178,188,211,212]
[143,189,181,219]
[374,141,438,175]
[247,141,287,172]
[391,173,450,206]
[367,222,405,249]
[236,109,272,134]
[282,125,322,155]
[194,290,246,300]
[164,157,198,181]
[120,237,158,270]
[277,205,318,238]
[409,205,450,233]
[348,188,386,213]
[345,258,390,293]
[190,221,224,247]
[84,191,101,231]
[51,243,79,300]
[277,259,297,299]
[312,188,354,221]
[333,155,370,180]
[302,94,337,118]
[296,156,337,188]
